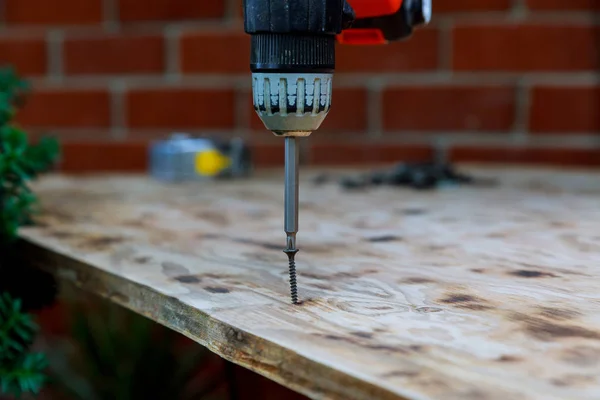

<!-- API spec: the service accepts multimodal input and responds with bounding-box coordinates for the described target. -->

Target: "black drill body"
[244,0,355,74]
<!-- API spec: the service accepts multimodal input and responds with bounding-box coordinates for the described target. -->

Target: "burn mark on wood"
[122,219,146,228]
[382,370,421,378]
[351,331,373,339]
[200,273,231,279]
[79,236,125,251]
[315,333,412,354]
[441,294,474,304]
[510,313,600,341]
[560,346,600,367]
[439,294,493,311]
[550,374,595,387]
[205,286,230,294]
[496,355,522,363]
[415,306,442,313]
[400,208,427,216]
[365,344,408,353]
[49,230,76,239]
[197,233,223,240]
[366,235,402,243]
[510,270,557,278]
[47,209,77,222]
[401,277,435,284]
[33,220,49,228]
[321,334,345,341]
[537,307,581,321]
[174,275,201,284]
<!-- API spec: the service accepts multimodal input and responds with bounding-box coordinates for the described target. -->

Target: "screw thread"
[289,257,298,304]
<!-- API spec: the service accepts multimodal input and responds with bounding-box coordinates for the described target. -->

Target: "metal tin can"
[149,134,252,182]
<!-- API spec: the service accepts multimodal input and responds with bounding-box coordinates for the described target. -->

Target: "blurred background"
[0,0,598,172]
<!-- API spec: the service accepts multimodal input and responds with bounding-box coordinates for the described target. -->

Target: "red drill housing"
[349,0,404,18]
[338,0,428,45]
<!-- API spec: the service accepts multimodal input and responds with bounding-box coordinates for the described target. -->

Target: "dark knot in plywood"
[174,275,201,284]
[366,235,403,243]
[510,269,557,278]
[510,313,600,341]
[205,286,230,294]
[439,294,493,311]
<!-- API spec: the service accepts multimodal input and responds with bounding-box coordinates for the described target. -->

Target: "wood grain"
[19,166,600,400]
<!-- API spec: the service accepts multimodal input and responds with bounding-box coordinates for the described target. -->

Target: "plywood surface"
[19,166,600,400]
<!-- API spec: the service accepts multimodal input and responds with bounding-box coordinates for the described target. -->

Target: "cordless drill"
[243,0,432,304]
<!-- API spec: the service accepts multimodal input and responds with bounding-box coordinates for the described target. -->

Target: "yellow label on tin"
[195,149,231,176]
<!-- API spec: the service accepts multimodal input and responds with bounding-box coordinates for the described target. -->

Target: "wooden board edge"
[19,238,409,400]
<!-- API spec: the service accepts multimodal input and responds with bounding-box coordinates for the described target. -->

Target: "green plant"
[0,66,60,398]
[47,293,224,400]
[0,293,48,397]
[0,67,60,240]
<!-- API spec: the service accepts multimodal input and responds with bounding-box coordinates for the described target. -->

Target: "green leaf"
[0,66,58,397]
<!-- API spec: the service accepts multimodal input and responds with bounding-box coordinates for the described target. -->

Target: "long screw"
[284,249,299,304]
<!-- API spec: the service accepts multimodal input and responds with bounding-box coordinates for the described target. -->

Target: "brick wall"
[0,0,598,172]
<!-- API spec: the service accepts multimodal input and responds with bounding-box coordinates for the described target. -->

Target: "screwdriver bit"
[284,137,300,304]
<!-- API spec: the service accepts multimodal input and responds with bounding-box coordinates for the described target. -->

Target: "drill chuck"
[249,32,337,136]
[252,73,332,137]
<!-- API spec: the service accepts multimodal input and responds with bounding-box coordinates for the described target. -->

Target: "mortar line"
[164,24,182,83]
[436,17,453,71]
[0,0,5,28]
[512,78,531,145]
[47,29,64,83]
[366,80,383,139]
[234,83,250,140]
[103,0,120,32]
[225,0,242,22]
[512,0,527,19]
[110,79,127,140]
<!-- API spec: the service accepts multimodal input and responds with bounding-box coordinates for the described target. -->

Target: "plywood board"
[19,166,600,400]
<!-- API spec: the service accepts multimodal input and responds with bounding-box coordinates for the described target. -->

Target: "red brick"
[453,24,600,71]
[60,142,148,172]
[119,0,226,22]
[251,143,285,166]
[323,88,369,132]
[64,35,165,75]
[17,89,111,128]
[249,88,368,133]
[450,147,600,167]
[6,0,102,25]
[181,32,249,74]
[526,0,600,10]
[530,86,600,133]
[337,27,439,72]
[0,38,47,75]
[435,0,512,12]
[126,89,235,129]
[310,143,433,165]
[383,86,515,132]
